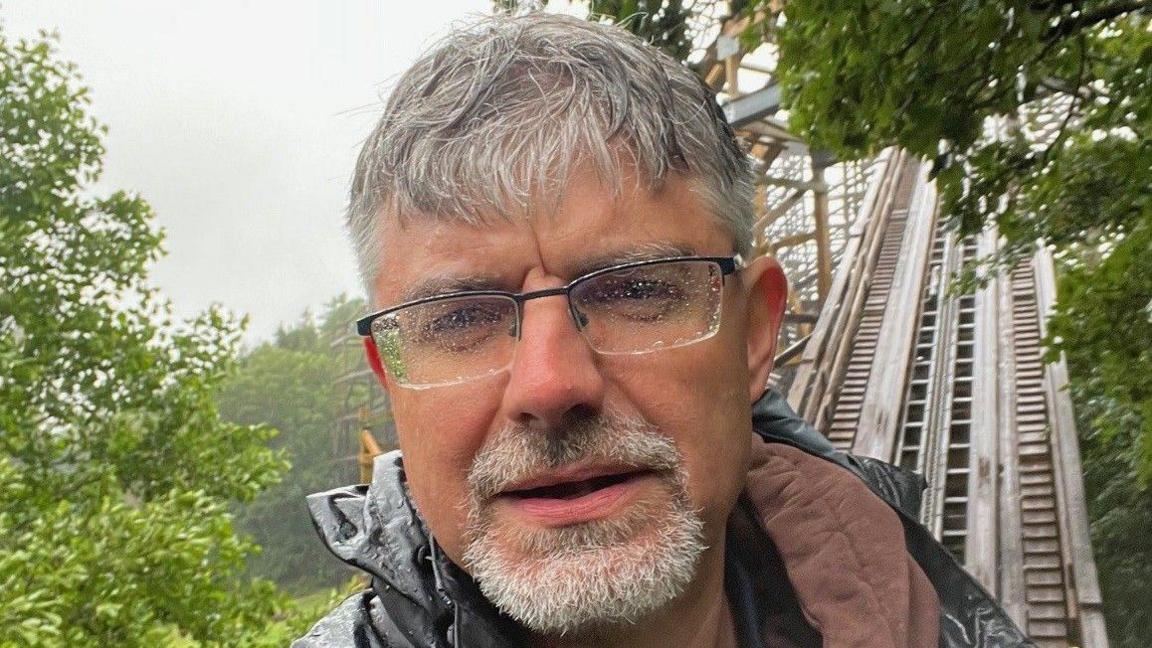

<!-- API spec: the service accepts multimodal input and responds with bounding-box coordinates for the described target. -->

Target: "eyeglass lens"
[371,259,725,388]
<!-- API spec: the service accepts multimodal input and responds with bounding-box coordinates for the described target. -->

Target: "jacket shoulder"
[292,591,388,648]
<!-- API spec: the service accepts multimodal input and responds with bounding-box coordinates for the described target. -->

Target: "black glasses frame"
[355,255,742,337]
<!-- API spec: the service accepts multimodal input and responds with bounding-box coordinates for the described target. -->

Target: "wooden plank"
[1032,248,1108,647]
[788,148,899,414]
[967,229,1003,593]
[755,188,807,233]
[813,195,904,433]
[811,160,832,302]
[911,228,954,538]
[768,231,816,253]
[853,162,936,461]
[721,83,782,127]
[994,236,1029,627]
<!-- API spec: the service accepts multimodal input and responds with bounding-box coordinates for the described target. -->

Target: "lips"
[503,471,641,500]
[489,464,659,526]
[498,465,651,501]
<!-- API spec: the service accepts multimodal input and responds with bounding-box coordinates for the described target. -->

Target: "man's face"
[369,167,783,632]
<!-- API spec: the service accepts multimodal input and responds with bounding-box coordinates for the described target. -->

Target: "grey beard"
[462,409,707,635]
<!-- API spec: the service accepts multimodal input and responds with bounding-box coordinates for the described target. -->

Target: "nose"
[500,293,606,430]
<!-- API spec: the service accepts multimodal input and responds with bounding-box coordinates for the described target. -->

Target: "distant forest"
[217,295,376,593]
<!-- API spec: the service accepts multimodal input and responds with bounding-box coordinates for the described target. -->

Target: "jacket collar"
[304,453,526,647]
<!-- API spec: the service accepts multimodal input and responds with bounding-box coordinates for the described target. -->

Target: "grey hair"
[347,12,755,296]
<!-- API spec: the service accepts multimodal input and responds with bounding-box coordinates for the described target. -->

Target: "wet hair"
[347,12,754,295]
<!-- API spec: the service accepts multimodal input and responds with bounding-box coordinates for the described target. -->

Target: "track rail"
[787,152,1108,647]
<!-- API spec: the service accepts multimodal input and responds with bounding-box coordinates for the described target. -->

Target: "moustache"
[466,408,683,502]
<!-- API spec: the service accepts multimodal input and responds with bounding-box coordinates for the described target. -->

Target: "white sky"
[2,1,584,343]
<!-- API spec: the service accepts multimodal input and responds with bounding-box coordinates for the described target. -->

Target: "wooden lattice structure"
[693,9,879,381]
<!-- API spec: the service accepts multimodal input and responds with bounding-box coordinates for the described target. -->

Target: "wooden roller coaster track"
[696,15,1109,643]
[781,151,1108,648]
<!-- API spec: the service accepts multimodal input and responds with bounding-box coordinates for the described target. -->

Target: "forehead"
[371,171,734,305]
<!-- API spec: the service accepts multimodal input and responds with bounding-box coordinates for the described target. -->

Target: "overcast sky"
[2,1,579,343]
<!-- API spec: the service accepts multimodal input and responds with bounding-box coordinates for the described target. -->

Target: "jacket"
[293,390,1037,647]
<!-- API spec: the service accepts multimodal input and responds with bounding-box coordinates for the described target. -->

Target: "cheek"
[608,337,752,527]
[391,387,501,563]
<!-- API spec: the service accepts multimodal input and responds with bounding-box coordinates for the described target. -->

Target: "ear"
[363,337,392,393]
[741,255,788,402]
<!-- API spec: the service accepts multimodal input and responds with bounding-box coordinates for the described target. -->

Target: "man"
[296,13,1034,648]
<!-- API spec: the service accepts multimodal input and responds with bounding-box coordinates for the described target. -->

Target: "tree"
[217,295,369,593]
[509,0,1150,460]
[497,0,733,61]
[0,29,304,646]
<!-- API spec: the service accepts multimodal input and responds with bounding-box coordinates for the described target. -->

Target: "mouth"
[493,466,659,526]
[502,470,647,500]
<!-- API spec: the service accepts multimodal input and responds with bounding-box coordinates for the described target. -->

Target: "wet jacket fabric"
[293,390,1036,647]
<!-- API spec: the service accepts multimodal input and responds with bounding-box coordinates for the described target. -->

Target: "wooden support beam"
[853,161,935,462]
[758,176,826,192]
[768,231,816,254]
[753,184,768,253]
[1033,246,1109,647]
[738,118,803,145]
[724,51,744,97]
[358,428,383,484]
[788,148,903,419]
[968,229,1003,594]
[755,187,806,233]
[811,159,832,303]
[721,83,782,128]
[992,234,1028,627]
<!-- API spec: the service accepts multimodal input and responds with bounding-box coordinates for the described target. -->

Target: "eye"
[596,278,682,302]
[427,305,500,332]
[577,274,689,322]
[412,300,513,352]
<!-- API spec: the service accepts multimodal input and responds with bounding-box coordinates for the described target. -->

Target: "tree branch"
[1028,0,1082,10]
[1045,0,1152,41]
[1042,34,1088,164]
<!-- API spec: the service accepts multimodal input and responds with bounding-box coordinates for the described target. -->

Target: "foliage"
[218,295,370,592]
[496,0,742,62]
[771,0,1150,289]
[588,0,699,59]
[1074,381,1152,648]
[1049,220,1152,481]
[0,29,313,645]
[1049,219,1151,648]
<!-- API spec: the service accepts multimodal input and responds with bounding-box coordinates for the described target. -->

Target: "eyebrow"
[397,274,504,304]
[568,242,699,278]
[396,242,700,305]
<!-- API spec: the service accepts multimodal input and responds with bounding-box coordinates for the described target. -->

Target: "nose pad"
[570,306,589,330]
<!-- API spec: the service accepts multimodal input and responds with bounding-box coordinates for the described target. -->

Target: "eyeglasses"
[356,255,742,388]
